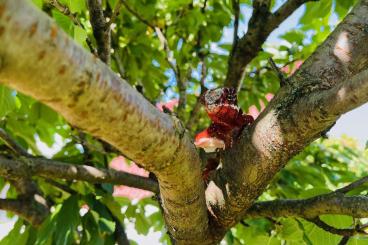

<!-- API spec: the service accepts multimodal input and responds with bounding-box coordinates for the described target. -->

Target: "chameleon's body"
[194,87,254,179]
[196,87,254,150]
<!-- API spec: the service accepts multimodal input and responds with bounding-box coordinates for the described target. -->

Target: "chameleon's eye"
[204,88,223,105]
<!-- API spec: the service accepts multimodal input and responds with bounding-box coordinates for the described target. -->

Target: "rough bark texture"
[0,1,209,243]
[245,195,368,219]
[0,156,159,193]
[209,1,368,239]
[0,0,368,244]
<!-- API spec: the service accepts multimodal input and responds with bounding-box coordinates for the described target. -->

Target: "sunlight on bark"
[334,32,351,63]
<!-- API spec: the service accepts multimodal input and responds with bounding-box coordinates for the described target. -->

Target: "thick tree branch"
[225,0,317,88]
[209,0,368,241]
[0,198,49,226]
[245,195,368,219]
[0,1,209,243]
[87,0,111,64]
[0,155,159,193]
[245,176,368,221]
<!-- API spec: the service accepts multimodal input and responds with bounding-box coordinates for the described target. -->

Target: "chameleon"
[194,87,254,179]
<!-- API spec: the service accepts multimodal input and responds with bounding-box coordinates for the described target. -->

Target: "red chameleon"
[195,87,254,152]
[194,87,254,179]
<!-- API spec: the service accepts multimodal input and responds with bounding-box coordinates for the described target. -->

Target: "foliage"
[0,0,366,244]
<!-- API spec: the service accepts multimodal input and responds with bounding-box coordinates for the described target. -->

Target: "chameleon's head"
[201,87,237,108]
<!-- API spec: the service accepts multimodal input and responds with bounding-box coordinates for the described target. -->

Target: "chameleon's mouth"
[194,129,225,153]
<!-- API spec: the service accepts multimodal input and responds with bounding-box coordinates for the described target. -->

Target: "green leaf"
[135,213,151,235]
[301,215,353,245]
[0,85,16,118]
[69,0,85,14]
[98,216,116,234]
[0,219,29,245]
[278,218,304,242]
[81,212,104,245]
[74,26,88,46]
[54,196,80,245]
[300,0,332,24]
[52,10,74,36]
[31,0,43,9]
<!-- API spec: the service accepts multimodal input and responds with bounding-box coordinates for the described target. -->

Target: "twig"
[120,1,155,29]
[0,128,31,157]
[338,236,350,245]
[231,0,240,55]
[268,57,288,86]
[185,60,207,130]
[107,208,130,245]
[48,0,97,54]
[185,2,208,129]
[48,0,80,25]
[87,0,111,64]
[335,175,368,194]
[307,217,367,236]
[107,1,123,27]
[43,178,77,194]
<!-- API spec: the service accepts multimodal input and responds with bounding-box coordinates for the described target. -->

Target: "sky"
[0,2,367,244]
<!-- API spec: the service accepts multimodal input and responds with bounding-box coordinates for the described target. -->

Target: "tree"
[0,0,367,244]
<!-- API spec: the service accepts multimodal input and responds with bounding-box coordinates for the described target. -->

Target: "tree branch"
[48,0,96,54]
[0,198,49,226]
[0,155,159,193]
[231,0,240,56]
[107,1,123,27]
[307,217,367,236]
[245,195,368,219]
[185,59,207,130]
[0,129,50,225]
[0,128,31,156]
[87,0,111,64]
[244,177,368,224]
[225,0,318,88]
[335,175,368,194]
